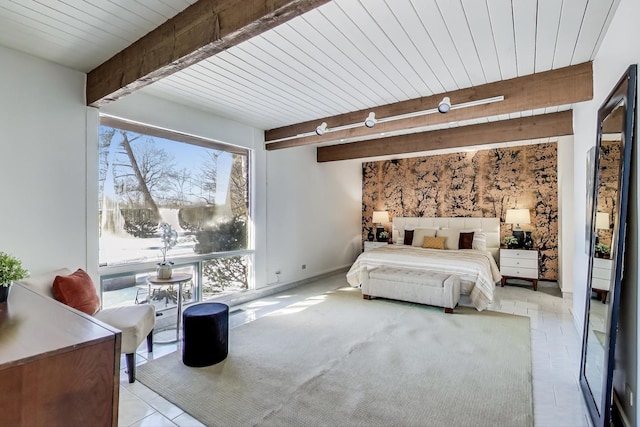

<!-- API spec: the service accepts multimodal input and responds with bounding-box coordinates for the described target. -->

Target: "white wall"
[572,0,640,421]
[0,45,88,277]
[557,136,575,295]
[265,145,362,285]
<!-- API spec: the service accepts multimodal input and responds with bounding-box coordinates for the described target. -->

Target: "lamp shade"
[596,211,610,230]
[372,210,389,224]
[505,209,531,225]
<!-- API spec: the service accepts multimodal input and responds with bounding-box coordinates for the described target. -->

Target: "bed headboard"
[392,217,501,261]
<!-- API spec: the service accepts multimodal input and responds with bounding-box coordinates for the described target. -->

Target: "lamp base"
[512,230,524,248]
[376,227,385,241]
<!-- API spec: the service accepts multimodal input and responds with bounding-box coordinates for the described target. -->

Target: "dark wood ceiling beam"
[266,62,591,149]
[86,0,330,107]
[316,110,573,162]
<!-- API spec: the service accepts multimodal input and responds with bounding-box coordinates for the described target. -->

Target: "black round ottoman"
[182,302,229,367]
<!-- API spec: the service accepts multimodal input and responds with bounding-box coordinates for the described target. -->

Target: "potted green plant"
[594,243,610,258]
[0,251,29,303]
[378,231,390,242]
[503,236,519,249]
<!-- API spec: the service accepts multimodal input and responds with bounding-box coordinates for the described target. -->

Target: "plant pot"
[0,284,10,303]
[157,263,173,279]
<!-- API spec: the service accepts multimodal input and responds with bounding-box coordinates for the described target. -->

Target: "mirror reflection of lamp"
[595,211,610,246]
[505,208,531,248]
[372,210,389,241]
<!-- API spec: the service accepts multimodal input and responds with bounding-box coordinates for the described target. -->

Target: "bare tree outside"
[98,123,251,301]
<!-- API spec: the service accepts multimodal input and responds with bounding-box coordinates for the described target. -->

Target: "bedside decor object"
[157,223,178,279]
[0,251,29,303]
[366,227,374,241]
[595,211,610,230]
[372,210,389,241]
[523,231,534,250]
[594,243,610,258]
[505,208,530,248]
[595,211,610,245]
[378,231,390,242]
[503,236,518,249]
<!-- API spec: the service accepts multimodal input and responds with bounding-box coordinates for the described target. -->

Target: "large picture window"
[98,116,252,307]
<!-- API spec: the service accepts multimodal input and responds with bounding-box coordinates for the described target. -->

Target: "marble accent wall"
[362,143,558,280]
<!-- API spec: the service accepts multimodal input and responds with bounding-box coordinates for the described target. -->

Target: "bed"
[347,217,502,311]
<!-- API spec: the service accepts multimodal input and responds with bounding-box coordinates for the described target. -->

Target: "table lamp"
[372,210,389,241]
[505,208,530,248]
[595,211,610,245]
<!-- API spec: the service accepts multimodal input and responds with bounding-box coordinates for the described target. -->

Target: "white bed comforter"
[346,246,502,311]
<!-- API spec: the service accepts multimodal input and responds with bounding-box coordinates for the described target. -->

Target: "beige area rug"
[137,287,532,427]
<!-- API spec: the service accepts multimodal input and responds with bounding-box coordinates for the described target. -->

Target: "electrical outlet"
[301,264,306,270]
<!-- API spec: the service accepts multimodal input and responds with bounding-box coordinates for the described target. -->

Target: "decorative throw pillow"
[459,231,475,249]
[472,232,487,251]
[403,229,415,246]
[412,228,437,246]
[436,228,461,250]
[53,269,101,315]
[423,236,446,250]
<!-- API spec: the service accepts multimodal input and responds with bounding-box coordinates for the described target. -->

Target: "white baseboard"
[216,265,350,308]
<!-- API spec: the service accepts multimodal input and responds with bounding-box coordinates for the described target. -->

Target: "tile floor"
[117,272,592,427]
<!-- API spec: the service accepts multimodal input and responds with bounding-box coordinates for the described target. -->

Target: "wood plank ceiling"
[0,0,621,159]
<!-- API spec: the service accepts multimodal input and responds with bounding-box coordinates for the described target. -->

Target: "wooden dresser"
[0,283,121,427]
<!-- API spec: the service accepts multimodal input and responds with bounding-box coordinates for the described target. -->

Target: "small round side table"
[146,273,192,344]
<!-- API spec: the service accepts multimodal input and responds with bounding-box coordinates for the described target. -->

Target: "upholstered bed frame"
[391,217,501,263]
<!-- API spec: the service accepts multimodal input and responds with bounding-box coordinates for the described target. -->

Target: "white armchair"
[17,268,155,383]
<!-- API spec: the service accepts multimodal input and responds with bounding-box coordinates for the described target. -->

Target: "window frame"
[97,114,254,302]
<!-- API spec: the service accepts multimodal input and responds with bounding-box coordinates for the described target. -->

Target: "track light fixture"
[438,97,451,114]
[364,112,377,128]
[276,95,505,144]
[316,122,328,135]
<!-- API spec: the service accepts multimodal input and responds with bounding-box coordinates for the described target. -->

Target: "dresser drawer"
[501,257,537,269]
[592,277,611,291]
[500,249,538,260]
[592,267,612,280]
[501,266,539,279]
[593,258,613,270]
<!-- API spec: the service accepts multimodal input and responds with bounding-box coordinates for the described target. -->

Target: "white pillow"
[412,228,437,246]
[436,228,460,250]
[472,232,487,251]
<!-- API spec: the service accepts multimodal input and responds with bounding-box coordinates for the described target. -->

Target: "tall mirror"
[580,64,637,427]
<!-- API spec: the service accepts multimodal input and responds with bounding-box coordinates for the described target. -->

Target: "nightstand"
[500,248,539,291]
[592,257,613,303]
[364,241,388,252]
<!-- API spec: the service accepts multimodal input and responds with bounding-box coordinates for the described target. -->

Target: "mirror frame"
[580,64,637,427]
